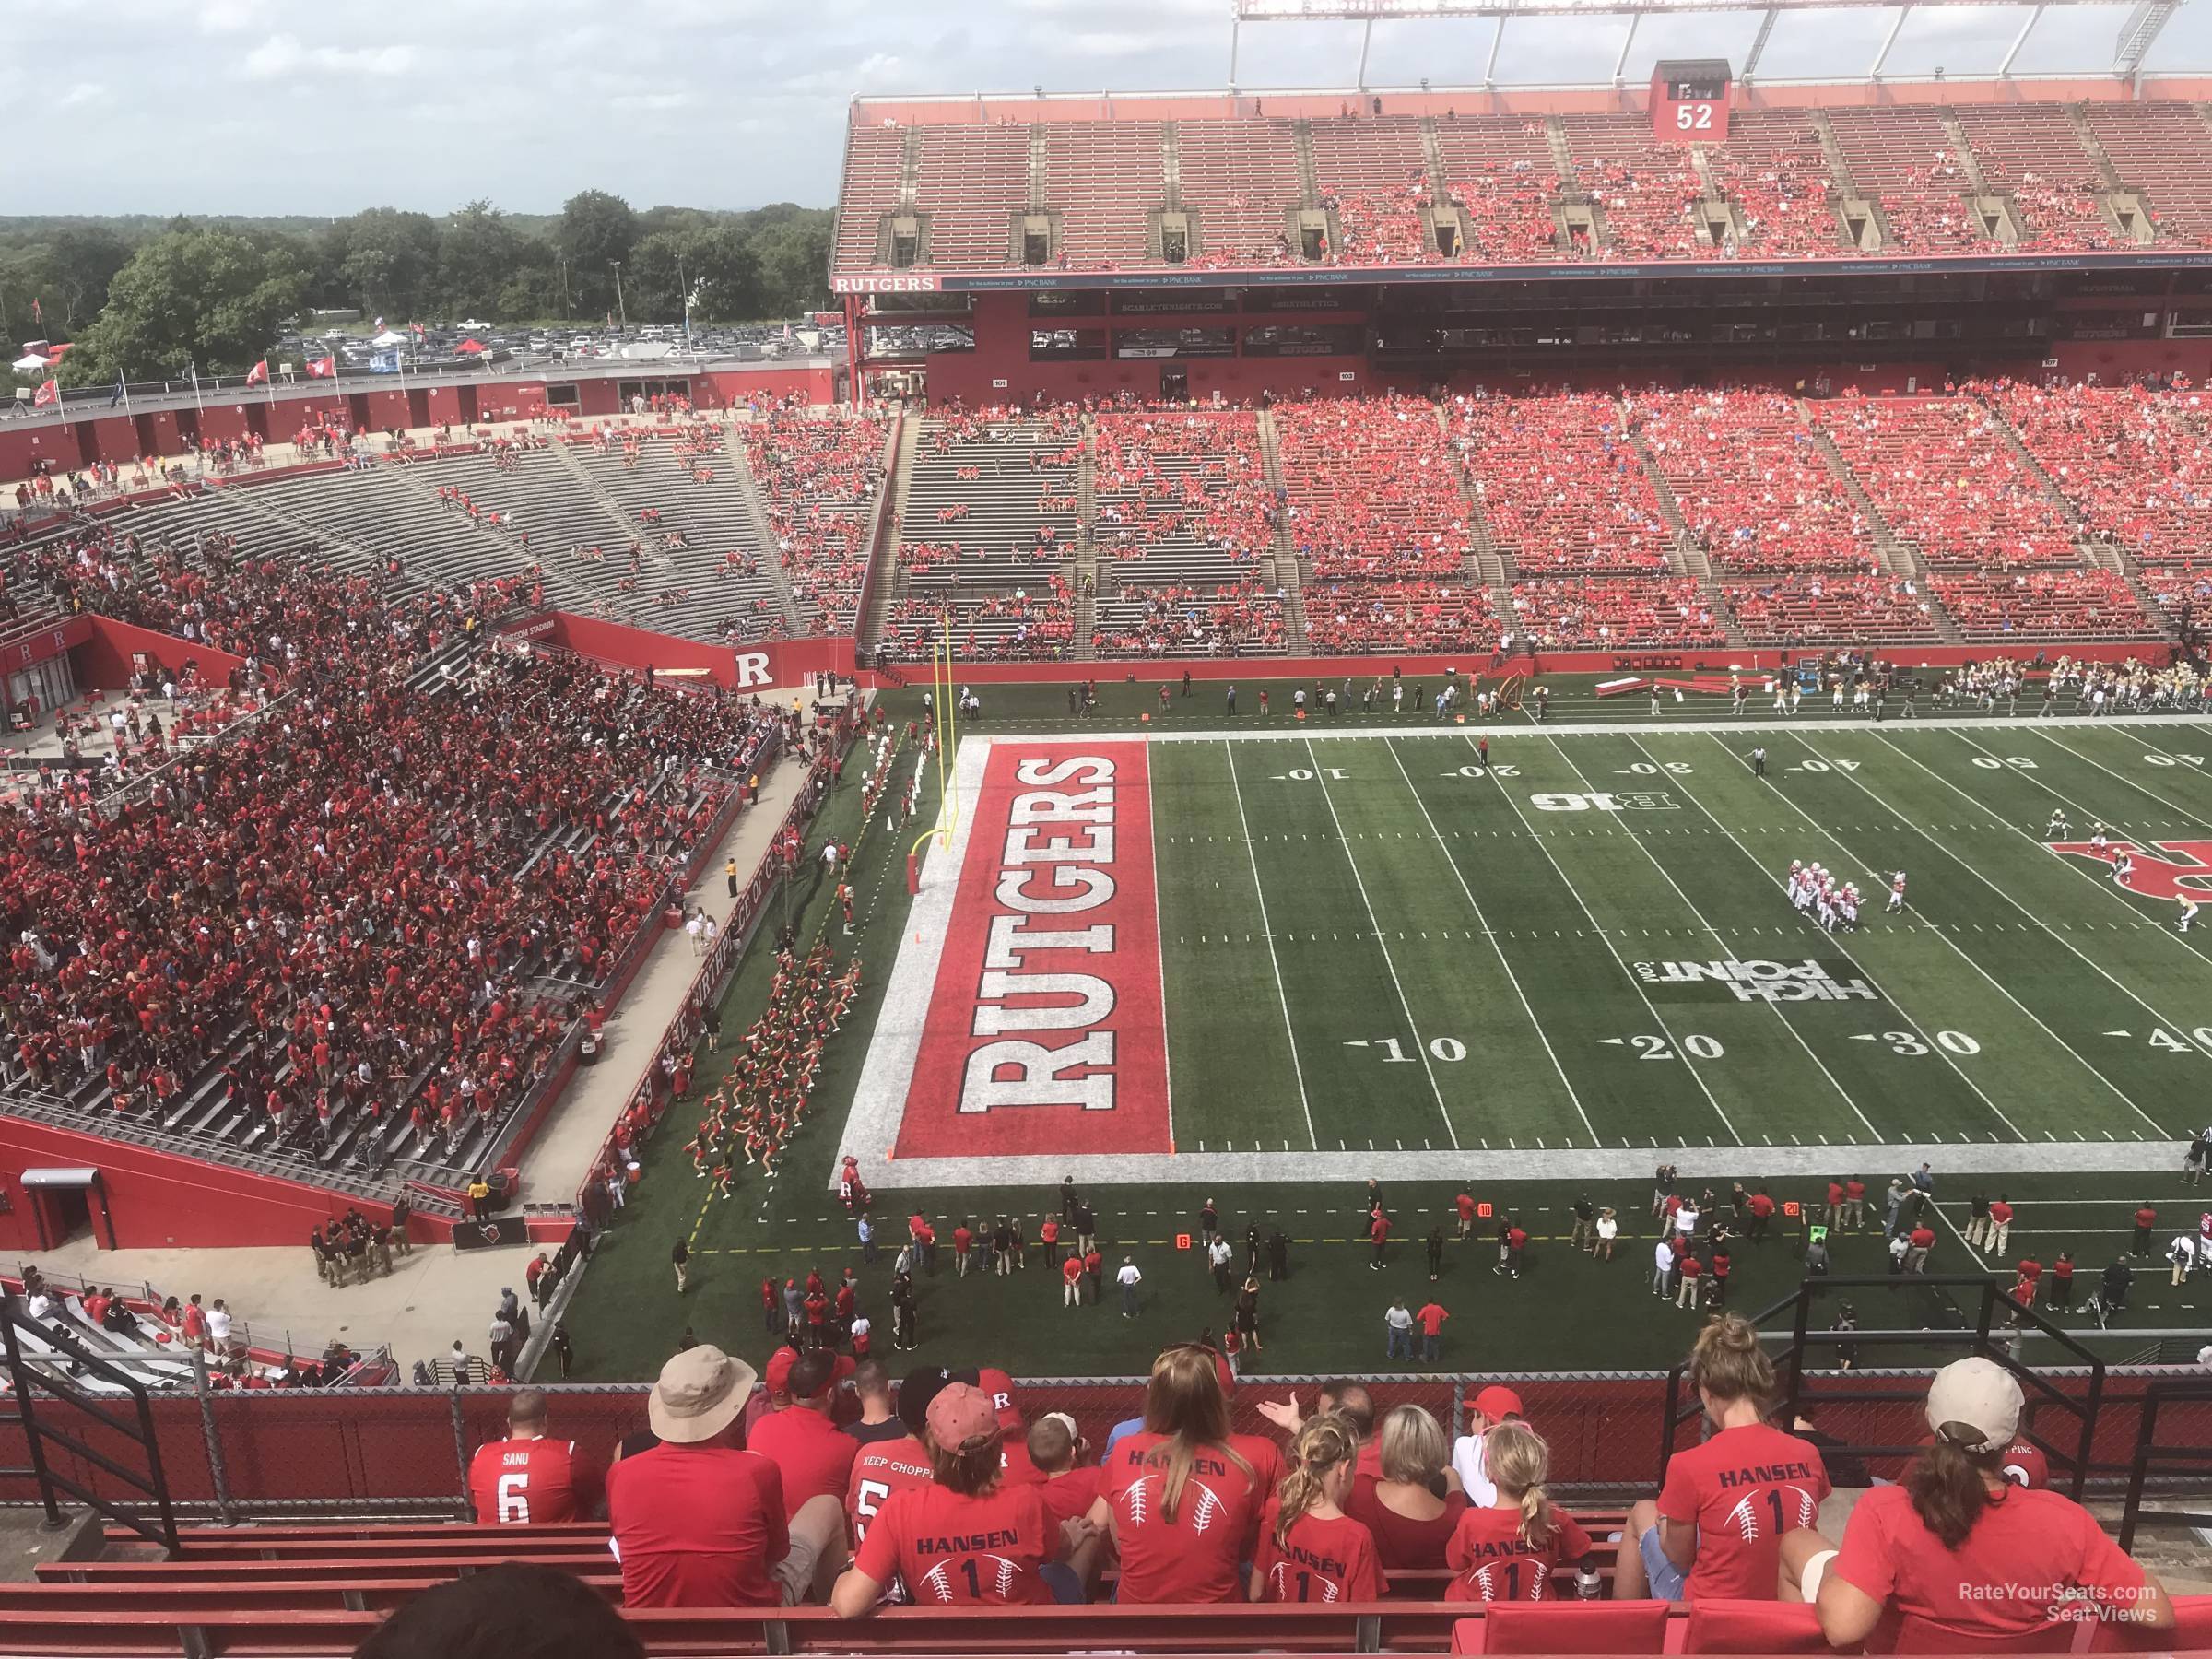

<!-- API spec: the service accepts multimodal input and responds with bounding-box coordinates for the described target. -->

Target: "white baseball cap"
[1925,1357,2021,1451]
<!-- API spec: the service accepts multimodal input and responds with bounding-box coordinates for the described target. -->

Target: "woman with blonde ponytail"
[1251,1414,1382,1603]
[1090,1344,1280,1603]
[1444,1421,1594,1602]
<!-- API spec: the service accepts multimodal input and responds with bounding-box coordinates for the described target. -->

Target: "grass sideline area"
[558,682,2212,1381]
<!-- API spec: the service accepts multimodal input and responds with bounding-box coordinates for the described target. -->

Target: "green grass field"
[559,688,2212,1382]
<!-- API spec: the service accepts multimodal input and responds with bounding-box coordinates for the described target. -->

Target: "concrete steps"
[722,424,806,633]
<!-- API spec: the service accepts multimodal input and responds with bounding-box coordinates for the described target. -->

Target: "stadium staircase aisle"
[719,426,809,633]
[1072,412,1100,660]
[1255,408,1312,652]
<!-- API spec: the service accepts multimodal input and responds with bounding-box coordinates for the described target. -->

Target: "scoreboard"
[1650,59,1731,143]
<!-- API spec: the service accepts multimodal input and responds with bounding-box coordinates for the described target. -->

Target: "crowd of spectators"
[1812,394,2084,570]
[1276,396,1472,585]
[1701,129,1840,258]
[1304,582,1500,653]
[1722,575,1938,644]
[1635,390,1882,574]
[1094,581,1287,656]
[1506,577,1721,648]
[1090,410,1278,567]
[1446,163,1564,264]
[0,549,782,1172]
[739,412,889,630]
[1450,392,1676,573]
[1926,569,2158,640]
[1978,378,2211,564]
[878,579,1075,663]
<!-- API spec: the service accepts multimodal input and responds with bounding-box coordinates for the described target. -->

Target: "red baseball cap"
[762,1344,802,1396]
[1465,1384,1524,1424]
[926,1382,1003,1452]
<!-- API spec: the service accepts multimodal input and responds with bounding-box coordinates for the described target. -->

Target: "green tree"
[438,200,524,320]
[749,213,832,315]
[58,228,306,383]
[47,228,135,330]
[557,189,639,319]
[315,207,439,321]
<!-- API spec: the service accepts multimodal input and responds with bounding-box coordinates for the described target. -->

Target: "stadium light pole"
[610,262,628,331]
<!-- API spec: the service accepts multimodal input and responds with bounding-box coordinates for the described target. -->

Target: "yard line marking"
[1869,731,2211,1065]
[1303,738,1459,1149]
[1789,732,2175,1137]
[1471,735,1742,1145]
[1151,746,1177,1154]
[1225,742,1318,1150]
[1383,737,1596,1146]
[1636,733,2015,1142]
[1554,731,1881,1139]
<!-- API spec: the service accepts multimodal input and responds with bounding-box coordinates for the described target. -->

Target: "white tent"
[370,329,406,347]
[11,353,50,371]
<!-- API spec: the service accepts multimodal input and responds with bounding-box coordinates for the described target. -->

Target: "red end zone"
[896,741,1171,1159]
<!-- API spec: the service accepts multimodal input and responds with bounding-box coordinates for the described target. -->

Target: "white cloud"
[243,33,418,81]
[55,80,105,109]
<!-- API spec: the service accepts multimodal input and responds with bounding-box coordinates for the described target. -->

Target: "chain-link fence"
[2,1367,2206,1522]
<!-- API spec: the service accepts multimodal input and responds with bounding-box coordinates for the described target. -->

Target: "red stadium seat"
[1680,1598,1828,1653]
[2086,1591,2212,1652]
[1453,1600,1675,1654]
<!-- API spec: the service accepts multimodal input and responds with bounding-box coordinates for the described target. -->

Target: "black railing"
[2117,1378,2212,1553]
[0,1297,179,1554]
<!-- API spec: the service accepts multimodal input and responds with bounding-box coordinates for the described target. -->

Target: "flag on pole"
[30,298,41,324]
[373,316,384,330]
[244,359,269,387]
[32,378,59,409]
[109,373,126,407]
[306,355,336,378]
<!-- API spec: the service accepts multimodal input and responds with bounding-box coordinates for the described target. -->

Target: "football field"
[838,714,2212,1192]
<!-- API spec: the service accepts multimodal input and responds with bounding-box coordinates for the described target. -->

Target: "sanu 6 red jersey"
[467,1435,594,1524]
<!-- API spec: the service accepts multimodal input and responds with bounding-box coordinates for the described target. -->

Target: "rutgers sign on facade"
[830,274,943,294]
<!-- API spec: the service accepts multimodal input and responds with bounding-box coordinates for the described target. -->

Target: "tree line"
[0,191,834,386]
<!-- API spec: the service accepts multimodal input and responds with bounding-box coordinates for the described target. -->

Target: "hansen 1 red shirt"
[1445,1504,1595,1602]
[1100,1430,1281,1603]
[1655,1421,1830,1601]
[853,1479,1055,1605]
[1252,1505,1382,1603]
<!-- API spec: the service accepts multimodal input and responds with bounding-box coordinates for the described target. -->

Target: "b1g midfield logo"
[1635,959,1880,1003]
[1530,791,1677,811]
[2051,838,2212,900]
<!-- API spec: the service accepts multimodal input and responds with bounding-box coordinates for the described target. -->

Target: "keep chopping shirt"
[1444,1504,1594,1602]
[1830,1482,2152,1649]
[1252,1505,1382,1603]
[1100,1430,1280,1604]
[853,1480,1055,1606]
[1655,1421,1830,1601]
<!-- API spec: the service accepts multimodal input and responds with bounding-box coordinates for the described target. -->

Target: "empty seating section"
[1988,382,2212,563]
[568,430,790,642]
[1724,574,1939,642]
[413,450,629,608]
[1452,394,1676,572]
[913,126,1030,267]
[1930,568,2158,638]
[1310,118,1435,265]
[1091,410,1277,585]
[1177,120,1302,265]
[1508,576,1720,646]
[1814,396,2081,570]
[1094,580,1286,655]
[1636,390,1880,573]
[246,466,562,604]
[1435,115,1561,261]
[739,413,888,631]
[1824,106,1983,252]
[896,412,1079,587]
[836,123,908,268]
[1564,116,1708,258]
[1702,112,1839,256]
[1046,123,1160,267]
[2085,103,2212,244]
[879,576,1073,661]
[1953,105,2124,251]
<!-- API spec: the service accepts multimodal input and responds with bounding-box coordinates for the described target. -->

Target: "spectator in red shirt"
[467,1389,599,1524]
[1454,1190,1476,1239]
[1987,1194,2015,1254]
[748,1350,858,1519]
[1746,1190,1777,1241]
[1906,1223,1937,1274]
[1612,1314,1830,1602]
[1675,1251,1705,1309]
[1786,1359,2172,1648]
[1091,1344,1282,1603]
[2133,1201,2159,1257]
[831,1382,1074,1616]
[2049,1249,2076,1311]
[1251,1413,1381,1604]
[953,1220,974,1276]
[1445,1421,1593,1602]
[2016,1253,2044,1301]
[1367,1209,1392,1270]
[605,1346,846,1607]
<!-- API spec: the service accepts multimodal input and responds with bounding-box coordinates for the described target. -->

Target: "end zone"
[837,736,1172,1190]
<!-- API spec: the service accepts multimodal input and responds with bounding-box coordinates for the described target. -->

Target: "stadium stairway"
[1254,408,1312,653]
[1071,414,1100,660]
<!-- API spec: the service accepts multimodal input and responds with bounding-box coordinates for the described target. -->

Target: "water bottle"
[1576,1555,1602,1601]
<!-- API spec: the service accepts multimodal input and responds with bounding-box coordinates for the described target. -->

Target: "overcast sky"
[17,0,2212,217]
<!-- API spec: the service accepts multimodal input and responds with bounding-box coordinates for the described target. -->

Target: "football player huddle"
[1784,861,1864,933]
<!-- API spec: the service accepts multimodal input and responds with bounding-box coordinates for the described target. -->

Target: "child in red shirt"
[1252,1414,1381,1604]
[1446,1421,1593,1601]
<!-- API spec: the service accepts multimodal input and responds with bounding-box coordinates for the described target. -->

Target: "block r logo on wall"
[733,650,772,688]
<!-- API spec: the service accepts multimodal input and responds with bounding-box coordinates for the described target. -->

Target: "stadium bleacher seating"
[1700,111,1839,257]
[1311,117,1437,265]
[1823,105,1984,253]
[1178,119,1304,265]
[1635,390,1882,574]
[1953,105,2129,252]
[1982,382,2212,566]
[1435,114,1563,262]
[1506,576,1721,648]
[1723,574,1940,644]
[1090,408,1277,584]
[1452,394,1677,574]
[1929,568,2159,640]
[738,411,889,633]
[2082,102,2212,245]
[1564,115,1709,259]
[1046,123,1163,268]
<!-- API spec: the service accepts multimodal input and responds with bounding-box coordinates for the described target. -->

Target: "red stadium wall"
[526,613,853,688]
[73,616,252,692]
[0,1116,398,1252]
